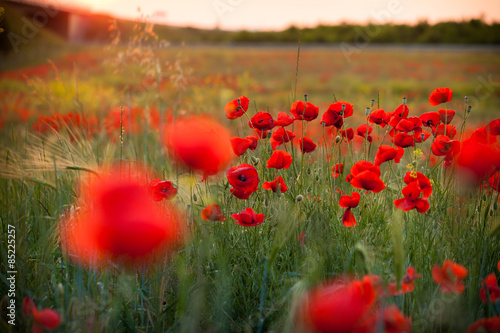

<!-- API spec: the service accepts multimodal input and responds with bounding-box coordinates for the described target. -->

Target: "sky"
[52,0,500,30]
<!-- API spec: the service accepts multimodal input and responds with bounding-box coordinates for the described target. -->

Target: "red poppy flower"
[245,135,259,151]
[249,111,275,130]
[349,164,386,194]
[432,260,468,294]
[331,163,343,178]
[388,104,409,127]
[275,111,295,127]
[486,119,500,136]
[358,305,412,333]
[369,109,387,128]
[225,96,249,119]
[267,150,293,169]
[438,109,455,124]
[270,127,295,150]
[433,123,457,138]
[230,137,253,156]
[59,165,185,269]
[339,192,360,227]
[201,204,225,221]
[290,100,319,121]
[227,163,259,199]
[394,182,430,213]
[165,116,233,180]
[393,132,415,148]
[374,145,404,166]
[300,137,317,153]
[467,317,500,333]
[299,277,376,333]
[402,171,432,198]
[429,87,453,106]
[321,105,344,128]
[457,138,500,184]
[420,112,441,129]
[231,207,264,227]
[148,179,177,201]
[480,273,500,303]
[356,124,373,143]
[342,128,355,142]
[390,266,422,295]
[326,101,354,118]
[415,130,432,143]
[23,297,61,333]
[395,117,422,133]
[431,135,460,157]
[470,127,498,145]
[262,175,288,193]
[351,160,381,177]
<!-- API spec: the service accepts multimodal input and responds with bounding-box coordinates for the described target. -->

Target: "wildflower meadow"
[1,16,500,333]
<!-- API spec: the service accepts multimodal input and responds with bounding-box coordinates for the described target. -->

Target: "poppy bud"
[335,136,341,143]
[296,194,304,202]
[315,175,320,182]
[489,210,493,217]
[342,104,346,112]
[371,99,375,107]
[307,167,312,175]
[495,202,499,210]
[365,107,370,116]
[467,105,472,113]
[402,97,407,105]
[304,94,308,102]
[483,194,487,201]
[421,133,426,141]
[464,96,468,103]
[251,156,259,165]
[193,193,197,202]
[57,283,64,298]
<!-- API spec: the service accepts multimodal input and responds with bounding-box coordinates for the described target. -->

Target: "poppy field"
[1,39,500,333]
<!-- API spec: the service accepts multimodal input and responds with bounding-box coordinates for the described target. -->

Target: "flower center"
[238,175,247,182]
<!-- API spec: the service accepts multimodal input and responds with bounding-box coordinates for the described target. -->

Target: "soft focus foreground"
[0,38,500,332]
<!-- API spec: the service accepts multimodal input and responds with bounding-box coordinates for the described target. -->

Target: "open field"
[0,42,500,332]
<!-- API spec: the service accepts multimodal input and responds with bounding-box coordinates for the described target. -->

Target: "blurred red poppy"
[231,137,253,156]
[227,163,259,199]
[457,137,500,184]
[356,124,373,143]
[60,165,186,269]
[432,260,468,294]
[270,127,295,150]
[393,132,415,148]
[262,175,288,193]
[429,87,453,106]
[374,145,404,166]
[388,104,409,127]
[23,297,61,333]
[342,128,355,142]
[467,317,500,333]
[201,204,225,221]
[300,136,317,153]
[438,109,455,124]
[369,108,387,128]
[245,135,259,151]
[298,275,378,333]
[321,105,344,128]
[431,135,460,157]
[489,172,500,191]
[148,179,177,201]
[231,207,264,227]
[267,150,293,169]
[331,163,343,178]
[390,266,422,295]
[225,96,249,119]
[420,112,441,129]
[349,161,385,193]
[327,101,354,118]
[486,119,500,135]
[275,111,295,127]
[433,123,457,138]
[358,305,412,333]
[394,182,430,213]
[470,127,497,145]
[339,192,360,227]
[290,100,319,121]
[403,171,432,198]
[249,111,275,131]
[164,116,233,180]
[479,273,500,303]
